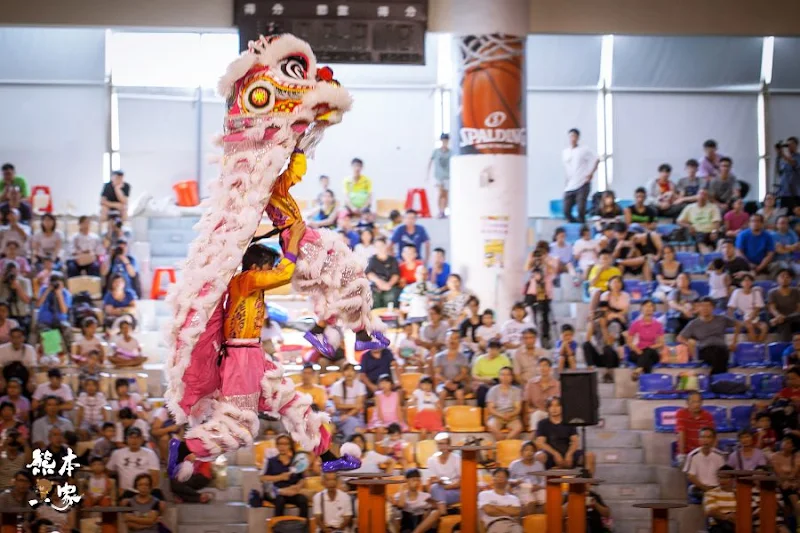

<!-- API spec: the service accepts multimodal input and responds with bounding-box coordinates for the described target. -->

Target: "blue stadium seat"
[703,406,734,432]
[581,281,591,303]
[717,438,738,454]
[624,279,653,303]
[656,224,679,237]
[730,405,753,431]
[709,373,752,399]
[618,199,634,209]
[751,372,783,399]
[654,406,681,433]
[733,342,767,368]
[701,252,723,267]
[754,280,777,295]
[675,252,702,273]
[695,373,716,399]
[639,374,680,400]
[562,223,584,243]
[768,342,791,367]
[689,280,710,298]
[550,199,578,219]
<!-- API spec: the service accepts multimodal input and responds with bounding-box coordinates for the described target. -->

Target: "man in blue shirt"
[359,348,395,398]
[771,215,800,275]
[391,209,430,263]
[777,138,800,212]
[35,272,74,347]
[429,247,451,290]
[100,238,140,296]
[735,214,775,275]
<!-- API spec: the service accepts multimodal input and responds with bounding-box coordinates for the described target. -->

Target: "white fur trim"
[340,442,362,459]
[175,461,194,483]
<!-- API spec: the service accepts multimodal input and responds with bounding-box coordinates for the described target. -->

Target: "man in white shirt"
[67,215,104,277]
[683,427,726,500]
[31,368,74,412]
[106,427,162,498]
[562,128,599,224]
[313,472,353,532]
[0,327,36,368]
[31,396,74,448]
[426,432,461,514]
[114,407,151,445]
[478,468,523,532]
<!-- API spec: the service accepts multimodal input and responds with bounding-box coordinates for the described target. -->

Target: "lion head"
[217,34,351,148]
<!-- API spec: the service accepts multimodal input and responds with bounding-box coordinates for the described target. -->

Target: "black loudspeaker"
[559,370,599,426]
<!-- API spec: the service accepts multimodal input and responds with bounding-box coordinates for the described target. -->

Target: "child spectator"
[84,456,114,507]
[393,468,439,533]
[550,227,580,286]
[33,255,55,295]
[354,228,376,261]
[409,376,443,439]
[556,324,578,371]
[31,368,74,412]
[92,422,118,461]
[754,413,777,453]
[727,274,768,342]
[501,302,532,350]
[783,334,800,368]
[72,316,104,364]
[0,378,30,422]
[393,322,426,369]
[78,350,104,388]
[379,422,409,470]
[109,319,146,367]
[115,407,151,446]
[398,244,424,288]
[723,198,749,238]
[368,374,407,439]
[572,226,599,275]
[76,376,107,440]
[475,309,501,353]
[398,265,437,325]
[110,377,147,415]
[707,258,730,309]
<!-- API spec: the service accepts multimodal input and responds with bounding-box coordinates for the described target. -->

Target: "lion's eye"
[279,56,308,80]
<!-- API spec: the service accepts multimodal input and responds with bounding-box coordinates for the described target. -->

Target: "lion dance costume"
[165,34,360,480]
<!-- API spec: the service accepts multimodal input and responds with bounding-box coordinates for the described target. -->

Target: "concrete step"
[595,482,661,501]
[227,466,259,488]
[598,398,629,416]
[202,485,243,502]
[586,429,641,449]
[595,447,645,464]
[596,464,655,484]
[148,215,201,230]
[598,383,614,399]
[177,502,248,524]
[178,524,248,533]
[597,414,630,431]
[607,499,688,521]
[611,519,679,533]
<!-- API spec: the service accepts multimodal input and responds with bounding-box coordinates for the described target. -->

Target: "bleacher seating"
[654,406,680,433]
[689,280,709,298]
[769,342,791,367]
[709,373,751,399]
[638,374,680,400]
[700,252,722,267]
[754,280,777,295]
[675,252,701,273]
[623,279,651,303]
[703,405,734,432]
[751,372,783,399]
[730,405,753,431]
[733,343,769,368]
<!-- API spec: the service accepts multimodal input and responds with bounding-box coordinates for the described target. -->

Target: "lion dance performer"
[164,34,358,480]
[265,147,389,357]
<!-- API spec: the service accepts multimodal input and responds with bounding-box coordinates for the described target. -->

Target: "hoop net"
[458,34,523,72]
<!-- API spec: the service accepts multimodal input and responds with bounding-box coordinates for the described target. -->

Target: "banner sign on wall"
[455,34,526,155]
[481,215,510,268]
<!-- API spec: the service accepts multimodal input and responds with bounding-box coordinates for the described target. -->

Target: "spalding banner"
[455,34,526,155]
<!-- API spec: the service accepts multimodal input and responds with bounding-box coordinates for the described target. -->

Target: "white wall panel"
[117,96,198,202]
[527,91,597,216]
[613,93,758,199]
[0,86,106,215]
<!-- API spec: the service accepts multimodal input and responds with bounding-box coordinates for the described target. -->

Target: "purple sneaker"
[304,330,335,357]
[354,338,384,351]
[322,454,362,472]
[166,438,181,479]
[373,331,390,347]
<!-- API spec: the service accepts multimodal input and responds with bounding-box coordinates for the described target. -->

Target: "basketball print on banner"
[455,34,526,155]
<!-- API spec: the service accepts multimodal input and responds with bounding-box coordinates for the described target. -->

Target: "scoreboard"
[234,1,428,65]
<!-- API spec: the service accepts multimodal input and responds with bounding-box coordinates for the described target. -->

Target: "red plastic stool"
[30,185,53,214]
[150,267,177,299]
[404,188,431,218]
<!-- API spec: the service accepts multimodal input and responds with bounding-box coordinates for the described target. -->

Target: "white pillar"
[449,31,527,315]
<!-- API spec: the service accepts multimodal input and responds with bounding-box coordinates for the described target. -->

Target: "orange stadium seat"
[496,439,524,467]
[444,406,485,432]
